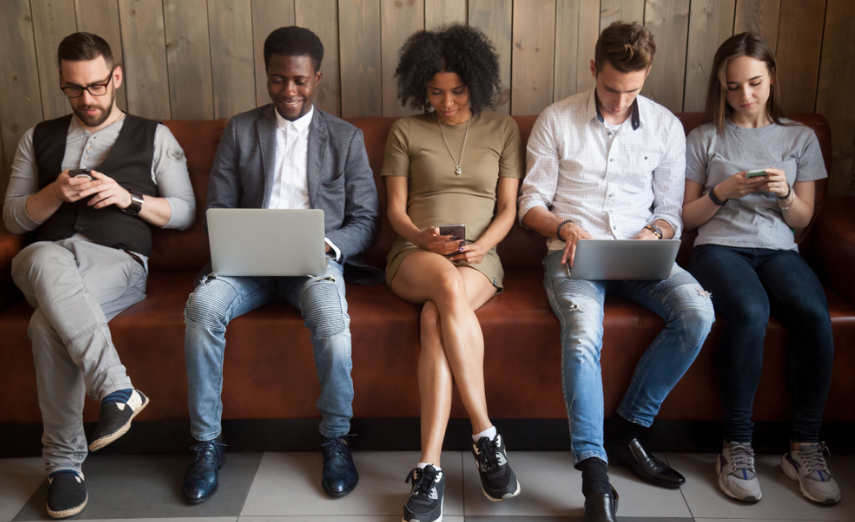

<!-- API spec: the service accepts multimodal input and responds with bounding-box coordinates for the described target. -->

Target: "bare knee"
[433,270,467,309]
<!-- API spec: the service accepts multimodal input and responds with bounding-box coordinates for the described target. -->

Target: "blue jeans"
[688,245,833,443]
[543,250,715,465]
[184,260,353,441]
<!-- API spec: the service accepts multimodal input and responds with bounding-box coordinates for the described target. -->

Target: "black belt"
[123,249,145,269]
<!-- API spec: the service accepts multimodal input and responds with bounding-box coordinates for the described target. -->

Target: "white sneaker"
[781,442,841,505]
[716,442,761,502]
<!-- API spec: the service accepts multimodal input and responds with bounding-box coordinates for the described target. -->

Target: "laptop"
[206,208,328,276]
[569,239,681,280]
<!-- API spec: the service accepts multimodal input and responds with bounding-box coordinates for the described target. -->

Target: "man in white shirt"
[518,23,714,522]
[181,26,380,504]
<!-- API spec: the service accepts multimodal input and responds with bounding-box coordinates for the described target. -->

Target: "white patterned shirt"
[519,89,686,251]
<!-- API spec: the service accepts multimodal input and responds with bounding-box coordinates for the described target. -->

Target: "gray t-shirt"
[685,118,827,251]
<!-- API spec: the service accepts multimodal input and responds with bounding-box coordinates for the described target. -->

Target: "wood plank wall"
[1,0,853,195]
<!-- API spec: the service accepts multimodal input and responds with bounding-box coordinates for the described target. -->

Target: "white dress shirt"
[270,106,340,260]
[519,89,686,251]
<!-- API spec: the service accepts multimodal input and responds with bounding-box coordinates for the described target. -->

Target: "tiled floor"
[2,451,854,522]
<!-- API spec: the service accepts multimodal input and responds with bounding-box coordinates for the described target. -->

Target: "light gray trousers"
[11,238,147,473]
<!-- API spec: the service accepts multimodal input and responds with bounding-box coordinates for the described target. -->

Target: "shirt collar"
[275,105,314,133]
[589,89,641,131]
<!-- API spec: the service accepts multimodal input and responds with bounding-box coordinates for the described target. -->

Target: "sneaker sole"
[88,395,150,452]
[781,455,840,505]
[46,493,88,519]
[483,479,521,502]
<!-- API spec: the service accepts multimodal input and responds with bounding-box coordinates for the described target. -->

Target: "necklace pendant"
[455,166,462,175]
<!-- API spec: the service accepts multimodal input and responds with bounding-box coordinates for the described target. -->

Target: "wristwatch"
[708,186,727,206]
[122,191,144,216]
[644,223,663,239]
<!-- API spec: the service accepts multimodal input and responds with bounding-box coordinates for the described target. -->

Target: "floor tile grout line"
[665,452,697,520]
[459,450,465,518]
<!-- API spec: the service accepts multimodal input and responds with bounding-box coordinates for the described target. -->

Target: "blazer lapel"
[257,105,278,208]
[306,108,329,208]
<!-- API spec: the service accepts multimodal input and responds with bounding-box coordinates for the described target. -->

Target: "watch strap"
[644,224,663,239]
[708,187,727,206]
[122,191,144,216]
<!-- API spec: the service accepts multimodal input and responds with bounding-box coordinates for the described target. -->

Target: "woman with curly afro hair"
[382,24,523,522]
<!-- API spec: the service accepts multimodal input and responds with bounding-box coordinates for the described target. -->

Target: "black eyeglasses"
[60,67,116,98]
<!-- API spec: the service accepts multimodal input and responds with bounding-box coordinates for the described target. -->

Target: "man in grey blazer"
[181,26,380,504]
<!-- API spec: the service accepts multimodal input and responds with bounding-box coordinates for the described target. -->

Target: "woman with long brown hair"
[682,32,839,505]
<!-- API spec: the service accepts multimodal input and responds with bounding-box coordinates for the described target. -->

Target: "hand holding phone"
[439,224,465,255]
[70,168,92,181]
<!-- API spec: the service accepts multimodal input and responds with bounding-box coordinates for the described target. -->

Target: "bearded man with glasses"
[3,32,196,519]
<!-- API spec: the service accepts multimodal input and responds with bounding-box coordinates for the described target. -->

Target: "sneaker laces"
[189,440,226,472]
[729,444,756,470]
[475,437,501,473]
[798,442,832,479]
[406,467,436,501]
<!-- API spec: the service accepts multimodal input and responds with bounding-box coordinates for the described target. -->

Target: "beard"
[73,89,116,127]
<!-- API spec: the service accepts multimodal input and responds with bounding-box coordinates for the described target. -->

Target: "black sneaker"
[403,465,445,522]
[46,470,87,519]
[471,433,521,501]
[89,389,149,452]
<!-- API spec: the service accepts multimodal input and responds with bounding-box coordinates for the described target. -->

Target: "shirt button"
[608,132,612,136]
[609,194,613,198]
[609,158,614,162]
[612,226,617,230]
[74,225,83,232]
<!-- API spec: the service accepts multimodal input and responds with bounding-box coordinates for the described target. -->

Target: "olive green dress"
[382,110,523,290]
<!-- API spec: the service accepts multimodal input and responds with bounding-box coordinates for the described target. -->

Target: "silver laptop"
[569,239,681,280]
[207,209,328,276]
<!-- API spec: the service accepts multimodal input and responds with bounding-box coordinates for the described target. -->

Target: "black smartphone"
[69,168,92,181]
[439,224,465,256]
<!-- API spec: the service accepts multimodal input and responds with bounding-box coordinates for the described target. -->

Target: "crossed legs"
[391,251,497,466]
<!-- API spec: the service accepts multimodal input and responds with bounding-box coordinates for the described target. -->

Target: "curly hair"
[264,26,324,72]
[394,24,501,114]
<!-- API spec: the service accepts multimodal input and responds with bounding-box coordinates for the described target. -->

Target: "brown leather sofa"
[1,113,853,434]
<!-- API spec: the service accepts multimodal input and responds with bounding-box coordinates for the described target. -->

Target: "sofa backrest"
[153,113,831,272]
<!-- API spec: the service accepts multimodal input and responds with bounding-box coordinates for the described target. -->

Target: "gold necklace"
[437,113,471,175]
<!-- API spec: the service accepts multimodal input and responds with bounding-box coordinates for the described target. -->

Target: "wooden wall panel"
[208,0,255,120]
[642,0,690,113]
[600,0,645,30]
[296,0,341,116]
[0,0,44,188]
[163,0,214,120]
[776,0,826,114]
[339,0,382,117]
[511,0,555,115]
[425,0,467,29]
[30,0,77,121]
[75,0,128,111]
[734,0,781,54]
[469,0,512,114]
[380,0,424,117]
[117,0,171,120]
[554,0,600,102]
[816,0,855,196]
[251,0,295,108]
[684,0,735,112]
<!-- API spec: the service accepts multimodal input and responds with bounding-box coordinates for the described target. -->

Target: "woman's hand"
[757,168,790,198]
[714,170,769,200]
[415,227,460,256]
[449,242,487,264]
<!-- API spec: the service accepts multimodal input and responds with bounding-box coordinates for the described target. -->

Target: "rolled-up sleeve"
[650,120,686,238]
[518,109,559,224]
[152,125,196,230]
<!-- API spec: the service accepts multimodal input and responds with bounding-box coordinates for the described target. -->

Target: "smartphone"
[745,169,768,179]
[439,224,465,256]
[69,168,92,181]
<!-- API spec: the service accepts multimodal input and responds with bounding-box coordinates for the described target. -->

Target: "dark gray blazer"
[206,104,382,285]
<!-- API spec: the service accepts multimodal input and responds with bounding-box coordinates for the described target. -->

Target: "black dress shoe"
[584,485,618,522]
[182,437,226,504]
[605,437,685,488]
[321,436,359,498]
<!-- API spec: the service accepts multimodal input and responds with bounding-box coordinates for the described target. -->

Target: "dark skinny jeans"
[688,244,833,443]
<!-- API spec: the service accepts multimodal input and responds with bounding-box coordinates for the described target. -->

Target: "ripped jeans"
[543,250,714,465]
[184,260,353,441]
